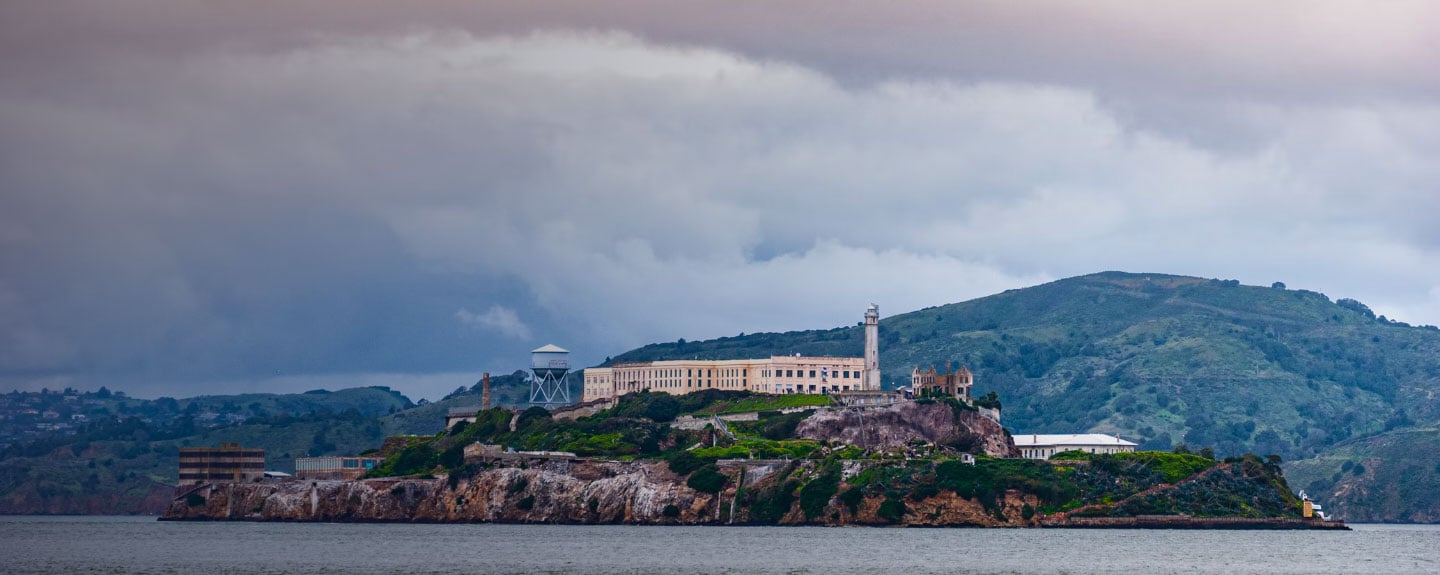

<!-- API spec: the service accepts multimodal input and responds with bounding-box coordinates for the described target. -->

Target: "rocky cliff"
[795,400,1019,458]
[165,459,717,523]
[162,458,1037,526]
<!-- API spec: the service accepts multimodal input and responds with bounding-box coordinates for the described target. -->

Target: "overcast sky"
[2,1,1438,400]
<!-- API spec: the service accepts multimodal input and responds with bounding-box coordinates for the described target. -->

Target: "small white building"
[1014,433,1138,460]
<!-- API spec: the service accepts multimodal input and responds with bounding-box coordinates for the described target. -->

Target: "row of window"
[761,369,859,379]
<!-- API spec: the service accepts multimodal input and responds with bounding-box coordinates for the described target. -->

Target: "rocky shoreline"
[160,459,1344,529]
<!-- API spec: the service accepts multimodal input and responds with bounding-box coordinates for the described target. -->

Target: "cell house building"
[582,305,881,402]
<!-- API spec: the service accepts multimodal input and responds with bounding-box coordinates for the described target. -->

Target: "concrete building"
[910,362,974,401]
[1013,434,1138,460]
[446,407,481,429]
[293,456,386,480]
[583,356,870,402]
[582,305,882,403]
[178,442,266,485]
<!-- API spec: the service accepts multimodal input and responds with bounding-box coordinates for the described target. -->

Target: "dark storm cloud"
[1,2,1438,400]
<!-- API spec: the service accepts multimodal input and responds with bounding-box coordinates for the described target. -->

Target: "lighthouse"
[863,304,880,390]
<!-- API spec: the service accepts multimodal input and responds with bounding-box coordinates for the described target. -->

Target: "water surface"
[1,516,1435,574]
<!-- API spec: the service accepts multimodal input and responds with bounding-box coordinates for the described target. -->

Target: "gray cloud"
[2,3,1438,400]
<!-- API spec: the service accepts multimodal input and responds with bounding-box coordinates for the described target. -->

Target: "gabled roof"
[1012,433,1138,447]
[532,344,568,353]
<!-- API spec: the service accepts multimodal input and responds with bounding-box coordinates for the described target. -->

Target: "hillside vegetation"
[610,272,1440,520]
[0,375,536,514]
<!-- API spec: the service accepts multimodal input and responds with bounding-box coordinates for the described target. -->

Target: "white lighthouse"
[863,304,880,390]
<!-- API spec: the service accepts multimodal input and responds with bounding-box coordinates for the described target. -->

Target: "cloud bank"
[2,3,1438,399]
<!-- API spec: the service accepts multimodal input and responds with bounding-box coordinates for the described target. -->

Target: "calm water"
[1,516,1437,574]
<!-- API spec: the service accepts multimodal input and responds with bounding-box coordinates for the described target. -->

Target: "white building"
[1013,433,1138,459]
[581,305,880,402]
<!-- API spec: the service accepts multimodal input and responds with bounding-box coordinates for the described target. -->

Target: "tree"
[645,395,682,423]
[1271,282,1286,289]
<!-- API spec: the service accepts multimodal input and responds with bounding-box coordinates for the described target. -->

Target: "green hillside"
[610,272,1440,521]
[0,375,537,514]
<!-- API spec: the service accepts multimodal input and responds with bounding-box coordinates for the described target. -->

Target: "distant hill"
[610,272,1440,521]
[0,374,542,515]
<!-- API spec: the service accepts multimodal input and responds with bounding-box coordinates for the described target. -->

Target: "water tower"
[529,344,571,406]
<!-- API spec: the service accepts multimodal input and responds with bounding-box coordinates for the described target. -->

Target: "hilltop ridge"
[607,271,1440,521]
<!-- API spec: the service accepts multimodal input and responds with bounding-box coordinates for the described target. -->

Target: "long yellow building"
[582,356,871,401]
[582,305,882,402]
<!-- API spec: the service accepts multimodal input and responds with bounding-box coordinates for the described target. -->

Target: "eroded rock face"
[163,460,721,524]
[162,458,1029,527]
[794,401,1019,458]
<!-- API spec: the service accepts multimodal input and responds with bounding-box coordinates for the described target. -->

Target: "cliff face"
[162,458,1032,527]
[795,401,1019,458]
[164,460,720,523]
[163,454,1327,528]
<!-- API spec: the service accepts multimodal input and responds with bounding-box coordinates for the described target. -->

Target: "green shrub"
[798,471,840,520]
[837,487,864,513]
[662,504,680,517]
[645,395,682,422]
[1111,451,1216,483]
[588,497,599,513]
[909,483,939,501]
[185,493,205,507]
[748,479,799,524]
[877,497,906,523]
[508,477,529,494]
[666,450,707,475]
[687,464,728,494]
[517,495,535,510]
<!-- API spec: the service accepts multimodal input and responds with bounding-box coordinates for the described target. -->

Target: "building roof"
[533,344,568,353]
[1012,433,1138,448]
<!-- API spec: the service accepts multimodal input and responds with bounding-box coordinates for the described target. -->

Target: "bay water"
[2,516,1437,574]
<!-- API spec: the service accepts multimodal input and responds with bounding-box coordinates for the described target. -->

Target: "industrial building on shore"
[178,442,266,485]
[582,305,883,402]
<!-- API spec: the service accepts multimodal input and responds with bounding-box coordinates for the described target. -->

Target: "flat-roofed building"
[178,442,265,485]
[293,456,387,480]
[446,407,480,429]
[582,305,882,403]
[582,356,871,402]
[1013,434,1138,460]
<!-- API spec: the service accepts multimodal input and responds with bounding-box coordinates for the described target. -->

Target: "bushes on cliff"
[876,496,906,523]
[687,464,728,494]
[747,478,800,524]
[798,467,840,520]
[666,450,707,475]
[644,395,682,423]
[1106,451,1216,484]
[936,458,1079,513]
[837,486,864,513]
[368,442,439,478]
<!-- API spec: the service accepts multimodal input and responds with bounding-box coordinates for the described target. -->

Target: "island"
[162,391,1346,529]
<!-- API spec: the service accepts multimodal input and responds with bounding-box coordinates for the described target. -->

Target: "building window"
[809,370,816,378]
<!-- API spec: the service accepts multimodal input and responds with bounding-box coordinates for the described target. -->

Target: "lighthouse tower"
[863,304,880,390]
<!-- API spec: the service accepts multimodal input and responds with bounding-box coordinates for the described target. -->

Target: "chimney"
[481,372,491,410]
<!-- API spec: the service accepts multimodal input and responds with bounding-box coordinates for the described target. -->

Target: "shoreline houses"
[582,305,883,402]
